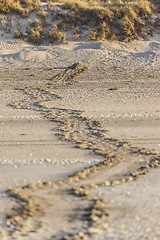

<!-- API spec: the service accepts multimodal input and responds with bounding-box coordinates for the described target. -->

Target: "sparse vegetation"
[49,24,67,43]
[73,33,80,41]
[0,0,41,15]
[14,29,22,38]
[27,18,44,44]
[37,9,47,18]
[0,0,159,43]
[28,28,43,44]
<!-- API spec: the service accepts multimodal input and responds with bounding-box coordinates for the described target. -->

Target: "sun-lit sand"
[0,5,160,239]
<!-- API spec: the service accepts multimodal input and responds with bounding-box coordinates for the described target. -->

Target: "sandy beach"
[0,34,160,240]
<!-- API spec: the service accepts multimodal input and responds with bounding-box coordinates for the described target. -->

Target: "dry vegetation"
[0,0,159,43]
[0,0,41,16]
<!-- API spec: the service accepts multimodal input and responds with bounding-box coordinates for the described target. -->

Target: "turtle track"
[1,63,160,239]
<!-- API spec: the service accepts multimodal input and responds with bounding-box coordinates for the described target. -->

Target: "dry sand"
[0,36,160,239]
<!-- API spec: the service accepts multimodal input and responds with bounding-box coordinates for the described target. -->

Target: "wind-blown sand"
[0,36,160,239]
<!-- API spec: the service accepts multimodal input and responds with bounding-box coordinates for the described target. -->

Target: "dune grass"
[53,0,155,41]
[0,0,41,16]
[0,0,158,43]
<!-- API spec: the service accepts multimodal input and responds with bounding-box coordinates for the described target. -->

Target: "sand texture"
[0,38,160,239]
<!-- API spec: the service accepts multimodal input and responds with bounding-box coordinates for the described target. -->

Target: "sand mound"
[0,36,159,70]
[19,50,52,61]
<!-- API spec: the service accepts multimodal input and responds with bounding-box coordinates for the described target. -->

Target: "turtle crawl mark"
[2,63,160,239]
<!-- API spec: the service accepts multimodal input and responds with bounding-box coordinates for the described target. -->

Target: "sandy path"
[0,39,160,239]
